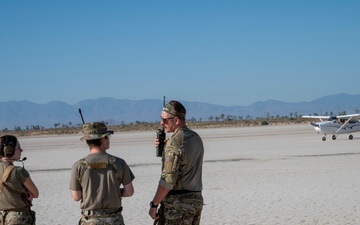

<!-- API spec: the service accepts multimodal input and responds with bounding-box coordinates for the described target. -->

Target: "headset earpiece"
[3,135,16,157]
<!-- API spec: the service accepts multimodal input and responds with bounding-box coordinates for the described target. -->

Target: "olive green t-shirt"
[69,152,135,210]
[0,161,30,210]
[159,127,204,191]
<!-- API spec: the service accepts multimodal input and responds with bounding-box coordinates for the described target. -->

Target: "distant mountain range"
[0,93,359,130]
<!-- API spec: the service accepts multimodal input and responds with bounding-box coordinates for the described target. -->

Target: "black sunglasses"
[160,117,175,123]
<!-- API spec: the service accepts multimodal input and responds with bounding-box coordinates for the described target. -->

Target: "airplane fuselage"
[303,113,360,141]
[314,120,360,134]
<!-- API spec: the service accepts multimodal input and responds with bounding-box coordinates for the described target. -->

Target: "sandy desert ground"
[13,124,360,225]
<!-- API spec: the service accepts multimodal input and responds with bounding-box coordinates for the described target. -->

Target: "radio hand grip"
[156,129,166,157]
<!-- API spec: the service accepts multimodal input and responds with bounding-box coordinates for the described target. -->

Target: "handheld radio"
[156,96,166,157]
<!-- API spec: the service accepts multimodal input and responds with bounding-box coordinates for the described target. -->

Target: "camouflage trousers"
[78,211,125,225]
[0,210,36,225]
[156,192,204,225]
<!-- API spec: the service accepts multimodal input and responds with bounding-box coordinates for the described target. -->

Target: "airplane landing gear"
[322,136,326,141]
[349,134,353,140]
[332,135,337,140]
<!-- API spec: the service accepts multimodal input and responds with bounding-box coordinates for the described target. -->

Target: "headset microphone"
[17,157,27,168]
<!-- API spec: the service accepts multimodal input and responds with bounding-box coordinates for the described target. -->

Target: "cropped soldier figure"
[0,135,38,225]
[149,101,204,225]
[70,122,135,225]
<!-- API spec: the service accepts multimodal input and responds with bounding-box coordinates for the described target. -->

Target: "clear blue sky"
[1,1,359,106]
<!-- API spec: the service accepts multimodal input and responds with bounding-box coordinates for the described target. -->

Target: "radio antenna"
[78,109,85,124]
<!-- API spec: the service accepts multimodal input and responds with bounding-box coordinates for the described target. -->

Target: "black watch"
[150,201,158,208]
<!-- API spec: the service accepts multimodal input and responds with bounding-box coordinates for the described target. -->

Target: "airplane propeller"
[310,122,319,127]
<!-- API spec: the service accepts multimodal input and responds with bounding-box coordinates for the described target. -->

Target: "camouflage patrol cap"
[80,122,114,141]
[162,102,186,119]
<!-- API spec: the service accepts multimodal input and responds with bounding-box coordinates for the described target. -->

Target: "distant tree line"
[2,109,360,135]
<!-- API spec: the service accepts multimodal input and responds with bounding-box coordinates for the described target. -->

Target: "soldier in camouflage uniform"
[0,135,39,225]
[70,122,135,225]
[149,101,204,225]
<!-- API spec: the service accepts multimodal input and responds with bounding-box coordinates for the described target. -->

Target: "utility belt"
[82,207,123,217]
[0,206,30,212]
[167,190,201,196]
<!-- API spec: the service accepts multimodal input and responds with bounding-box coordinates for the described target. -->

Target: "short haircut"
[86,138,102,147]
[167,100,186,119]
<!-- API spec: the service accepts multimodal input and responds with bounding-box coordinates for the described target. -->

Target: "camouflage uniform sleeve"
[159,133,183,190]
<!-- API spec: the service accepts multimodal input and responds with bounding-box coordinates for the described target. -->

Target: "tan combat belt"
[81,207,123,219]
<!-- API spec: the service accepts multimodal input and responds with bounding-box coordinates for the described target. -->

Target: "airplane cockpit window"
[328,116,337,121]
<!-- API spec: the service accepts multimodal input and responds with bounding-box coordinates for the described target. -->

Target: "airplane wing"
[303,114,360,120]
[336,113,360,119]
[302,115,330,122]
[302,116,330,119]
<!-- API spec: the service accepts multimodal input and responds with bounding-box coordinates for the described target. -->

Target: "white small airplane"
[302,113,360,141]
